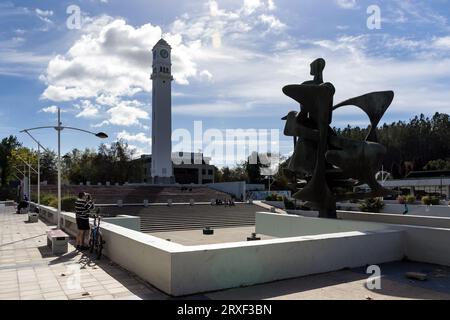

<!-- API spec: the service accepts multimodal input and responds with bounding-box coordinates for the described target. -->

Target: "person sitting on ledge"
[16,194,29,214]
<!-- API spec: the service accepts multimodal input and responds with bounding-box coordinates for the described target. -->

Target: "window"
[208,169,213,175]
[202,169,206,175]
[162,168,167,174]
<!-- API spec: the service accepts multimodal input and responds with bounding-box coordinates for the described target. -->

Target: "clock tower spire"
[151,39,174,184]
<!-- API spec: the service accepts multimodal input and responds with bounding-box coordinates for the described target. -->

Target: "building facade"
[138,152,215,185]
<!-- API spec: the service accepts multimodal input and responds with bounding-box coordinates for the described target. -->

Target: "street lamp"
[19,131,49,210]
[15,154,38,203]
[21,107,108,229]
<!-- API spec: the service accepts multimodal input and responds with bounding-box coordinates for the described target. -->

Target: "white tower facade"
[151,39,174,183]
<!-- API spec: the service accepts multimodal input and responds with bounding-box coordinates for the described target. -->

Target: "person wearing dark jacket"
[75,192,94,250]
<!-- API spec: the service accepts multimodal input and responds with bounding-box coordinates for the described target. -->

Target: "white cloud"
[103,100,149,127]
[433,36,450,49]
[243,0,262,15]
[35,8,54,30]
[127,144,147,158]
[117,131,151,144]
[41,17,161,101]
[267,0,276,11]
[75,100,101,118]
[259,14,286,31]
[40,105,59,113]
[335,0,357,9]
[35,9,53,17]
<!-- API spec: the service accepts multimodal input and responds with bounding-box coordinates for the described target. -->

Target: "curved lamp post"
[21,107,108,229]
[18,132,49,208]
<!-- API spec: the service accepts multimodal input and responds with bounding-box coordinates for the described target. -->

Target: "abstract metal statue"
[282,58,395,219]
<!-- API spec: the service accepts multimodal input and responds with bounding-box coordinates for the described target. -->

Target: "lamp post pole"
[15,155,38,202]
[37,145,40,208]
[22,131,48,209]
[57,108,62,228]
[28,162,31,201]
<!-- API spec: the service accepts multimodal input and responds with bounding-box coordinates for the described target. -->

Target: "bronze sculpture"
[282,58,395,218]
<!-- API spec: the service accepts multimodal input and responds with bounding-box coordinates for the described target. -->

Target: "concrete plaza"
[1,207,450,300]
[150,226,276,245]
[0,207,166,300]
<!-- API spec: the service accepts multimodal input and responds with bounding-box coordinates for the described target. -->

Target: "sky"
[1,0,450,167]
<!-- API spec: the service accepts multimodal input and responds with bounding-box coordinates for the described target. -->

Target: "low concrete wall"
[337,202,450,217]
[404,226,450,266]
[170,229,404,296]
[256,212,395,237]
[256,212,450,267]
[262,201,285,209]
[99,223,176,294]
[337,210,450,229]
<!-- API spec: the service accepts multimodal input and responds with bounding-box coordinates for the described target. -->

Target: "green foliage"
[40,193,57,206]
[423,158,450,171]
[0,187,16,201]
[334,113,450,178]
[283,197,295,210]
[215,164,248,183]
[422,196,440,205]
[359,198,385,213]
[38,193,76,211]
[40,150,57,184]
[61,196,77,212]
[406,195,416,204]
[265,194,282,201]
[48,198,58,209]
[63,140,142,184]
[0,135,21,187]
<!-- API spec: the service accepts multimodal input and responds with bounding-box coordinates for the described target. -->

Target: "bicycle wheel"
[96,234,103,260]
[89,232,95,254]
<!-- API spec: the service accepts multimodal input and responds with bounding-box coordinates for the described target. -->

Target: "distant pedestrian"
[403,203,409,215]
[75,192,94,250]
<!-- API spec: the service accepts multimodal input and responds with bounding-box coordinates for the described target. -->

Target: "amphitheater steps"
[100,204,262,233]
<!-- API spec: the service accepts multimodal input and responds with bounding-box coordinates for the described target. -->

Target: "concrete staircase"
[32,185,231,204]
[99,204,263,233]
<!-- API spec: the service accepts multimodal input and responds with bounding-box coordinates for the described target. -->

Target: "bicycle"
[89,208,105,259]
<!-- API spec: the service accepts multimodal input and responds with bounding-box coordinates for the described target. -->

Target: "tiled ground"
[194,261,450,300]
[0,207,167,300]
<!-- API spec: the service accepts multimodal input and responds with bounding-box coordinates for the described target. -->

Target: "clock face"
[160,49,169,59]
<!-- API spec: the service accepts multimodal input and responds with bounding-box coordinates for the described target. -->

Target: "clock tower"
[151,39,174,184]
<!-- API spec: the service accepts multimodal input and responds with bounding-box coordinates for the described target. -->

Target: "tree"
[244,152,263,184]
[62,140,140,184]
[10,147,38,183]
[423,159,450,171]
[40,150,57,184]
[333,112,450,178]
[0,136,21,187]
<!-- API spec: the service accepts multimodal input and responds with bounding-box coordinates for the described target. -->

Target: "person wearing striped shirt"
[75,192,94,250]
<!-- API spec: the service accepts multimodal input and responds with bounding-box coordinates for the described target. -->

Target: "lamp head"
[96,132,108,139]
